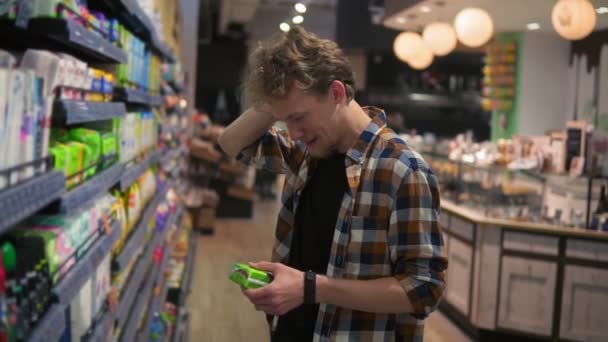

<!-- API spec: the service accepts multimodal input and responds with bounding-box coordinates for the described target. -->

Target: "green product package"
[69,128,102,177]
[66,141,94,183]
[229,263,273,289]
[49,143,69,178]
[32,0,78,18]
[101,132,118,168]
[51,127,69,143]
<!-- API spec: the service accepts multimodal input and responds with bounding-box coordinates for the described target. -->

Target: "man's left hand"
[242,261,304,315]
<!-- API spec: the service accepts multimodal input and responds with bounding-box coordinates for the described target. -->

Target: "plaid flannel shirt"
[237,107,447,342]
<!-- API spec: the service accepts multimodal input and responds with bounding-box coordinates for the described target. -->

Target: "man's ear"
[329,80,346,104]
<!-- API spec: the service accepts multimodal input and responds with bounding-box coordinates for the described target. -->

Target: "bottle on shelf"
[591,185,607,231]
[597,185,607,214]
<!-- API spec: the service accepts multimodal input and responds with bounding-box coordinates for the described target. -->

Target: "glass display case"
[424,152,603,229]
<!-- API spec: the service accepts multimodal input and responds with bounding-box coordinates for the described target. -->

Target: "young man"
[218,27,447,342]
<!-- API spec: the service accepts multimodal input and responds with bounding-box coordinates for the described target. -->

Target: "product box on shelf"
[71,277,93,341]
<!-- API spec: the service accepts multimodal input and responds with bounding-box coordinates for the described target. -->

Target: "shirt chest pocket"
[346,216,392,278]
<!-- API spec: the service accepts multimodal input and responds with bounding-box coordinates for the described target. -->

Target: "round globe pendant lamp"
[393,31,425,63]
[552,0,597,40]
[423,22,457,56]
[454,7,494,47]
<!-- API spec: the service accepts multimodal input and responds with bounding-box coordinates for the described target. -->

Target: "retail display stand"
[0,1,194,341]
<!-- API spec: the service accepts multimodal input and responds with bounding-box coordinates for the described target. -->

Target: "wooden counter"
[438,201,608,342]
[441,200,608,241]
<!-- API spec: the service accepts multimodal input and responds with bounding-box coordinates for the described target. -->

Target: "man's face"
[270,85,339,158]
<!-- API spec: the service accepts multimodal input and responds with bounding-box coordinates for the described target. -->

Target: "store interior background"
[176,1,608,342]
[187,0,608,142]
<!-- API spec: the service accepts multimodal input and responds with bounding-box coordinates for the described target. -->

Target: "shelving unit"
[114,87,162,107]
[27,304,68,342]
[91,0,176,62]
[139,205,185,341]
[0,18,127,64]
[59,162,125,213]
[53,220,121,304]
[114,184,167,270]
[172,308,191,342]
[119,151,161,192]
[0,1,187,341]
[0,170,66,233]
[54,100,126,125]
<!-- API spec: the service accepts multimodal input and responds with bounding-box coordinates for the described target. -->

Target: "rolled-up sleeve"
[388,165,447,318]
[236,126,305,175]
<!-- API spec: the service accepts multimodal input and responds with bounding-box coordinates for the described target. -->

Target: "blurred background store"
[0,0,607,341]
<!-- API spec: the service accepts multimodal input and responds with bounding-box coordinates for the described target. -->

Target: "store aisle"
[187,198,471,342]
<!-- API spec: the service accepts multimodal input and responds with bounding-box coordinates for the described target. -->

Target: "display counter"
[439,200,608,341]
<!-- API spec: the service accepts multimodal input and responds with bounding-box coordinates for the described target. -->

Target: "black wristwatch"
[304,271,316,305]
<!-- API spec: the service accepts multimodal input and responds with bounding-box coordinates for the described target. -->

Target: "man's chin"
[308,147,331,159]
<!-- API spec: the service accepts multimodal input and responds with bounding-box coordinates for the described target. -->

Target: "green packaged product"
[49,143,70,179]
[229,263,273,289]
[51,127,69,143]
[101,132,118,167]
[69,128,102,177]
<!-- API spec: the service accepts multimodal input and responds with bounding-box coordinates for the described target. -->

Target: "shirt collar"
[345,106,387,164]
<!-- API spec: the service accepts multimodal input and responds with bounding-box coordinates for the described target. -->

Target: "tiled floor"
[187,199,471,342]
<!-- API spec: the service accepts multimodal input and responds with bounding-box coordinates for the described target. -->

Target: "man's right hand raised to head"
[218,107,277,159]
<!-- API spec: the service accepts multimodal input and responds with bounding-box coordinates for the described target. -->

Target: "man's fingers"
[249,261,278,273]
[243,285,273,303]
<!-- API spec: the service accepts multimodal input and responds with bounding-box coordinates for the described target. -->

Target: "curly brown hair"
[244,26,355,107]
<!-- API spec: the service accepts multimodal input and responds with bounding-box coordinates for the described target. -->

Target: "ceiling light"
[280,22,290,32]
[295,3,307,14]
[292,15,304,24]
[552,0,596,40]
[420,6,432,13]
[408,45,435,70]
[527,22,541,30]
[597,7,608,14]
[396,17,406,24]
[423,22,457,56]
[393,31,425,63]
[454,7,494,47]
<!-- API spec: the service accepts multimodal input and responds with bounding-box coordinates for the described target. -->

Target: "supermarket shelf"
[54,100,126,125]
[179,233,197,306]
[0,170,65,234]
[92,0,153,40]
[171,309,190,342]
[28,18,127,64]
[140,205,184,341]
[122,267,157,342]
[60,162,124,213]
[89,308,113,342]
[114,186,169,328]
[114,87,162,107]
[113,185,166,270]
[114,256,147,330]
[53,220,121,305]
[119,152,160,192]
[150,94,163,107]
[91,0,174,62]
[27,304,67,342]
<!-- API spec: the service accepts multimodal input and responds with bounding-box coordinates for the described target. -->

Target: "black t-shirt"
[273,153,349,342]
